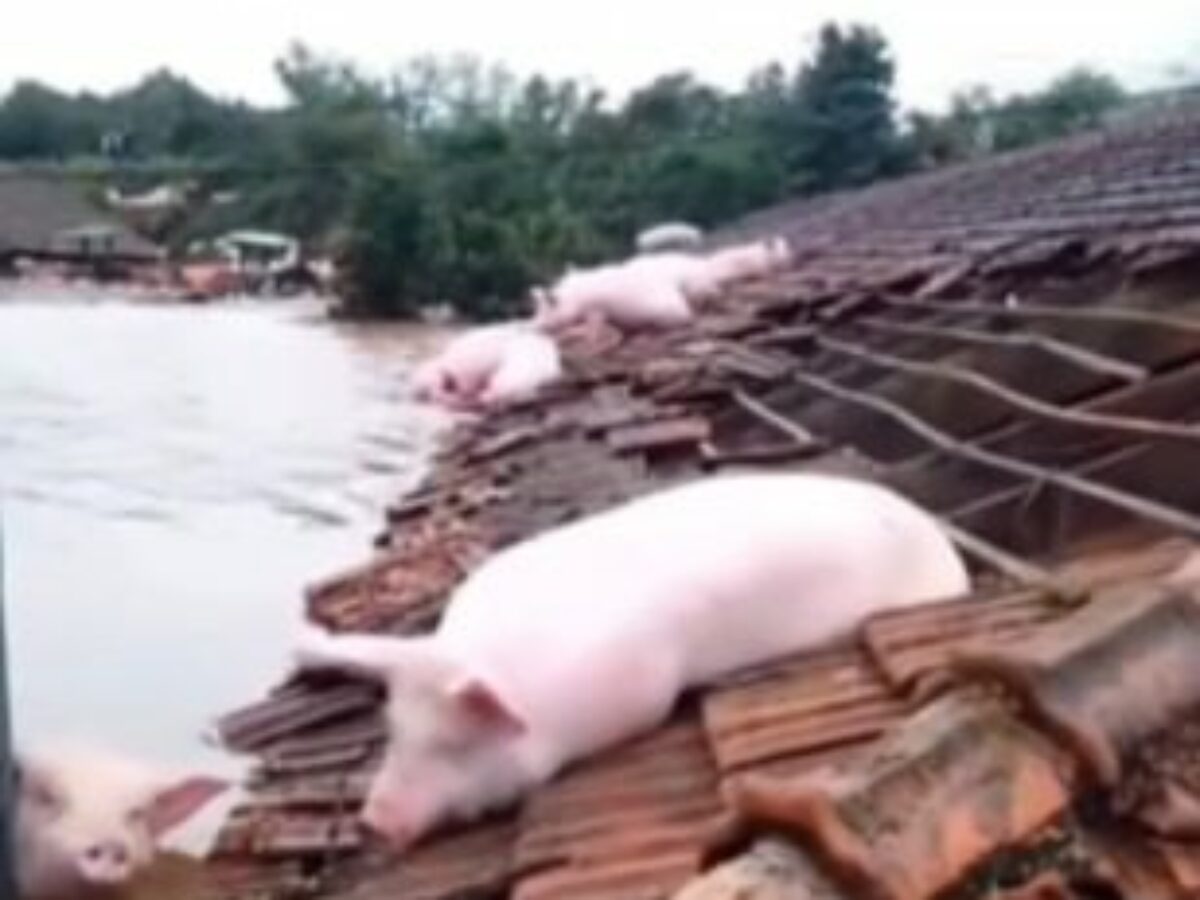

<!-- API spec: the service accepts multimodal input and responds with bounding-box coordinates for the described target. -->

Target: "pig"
[636,222,704,254]
[625,252,725,303]
[411,323,552,412]
[705,236,792,285]
[532,261,694,333]
[293,473,970,851]
[1168,550,1200,589]
[473,329,562,409]
[15,743,227,899]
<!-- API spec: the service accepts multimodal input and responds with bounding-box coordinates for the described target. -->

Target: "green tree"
[784,24,903,191]
[0,81,102,158]
[991,69,1126,150]
[337,157,437,318]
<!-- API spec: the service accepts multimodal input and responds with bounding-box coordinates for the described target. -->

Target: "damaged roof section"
[211,104,1200,899]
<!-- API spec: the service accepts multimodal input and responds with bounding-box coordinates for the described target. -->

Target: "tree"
[904,70,1127,168]
[784,24,904,191]
[990,69,1125,151]
[337,157,437,318]
[0,81,102,158]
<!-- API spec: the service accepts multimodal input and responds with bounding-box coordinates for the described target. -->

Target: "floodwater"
[0,294,447,850]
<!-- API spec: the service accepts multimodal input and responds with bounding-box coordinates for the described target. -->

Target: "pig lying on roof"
[705,236,792,283]
[411,323,561,412]
[531,235,792,333]
[16,743,227,898]
[531,258,696,333]
[294,473,969,851]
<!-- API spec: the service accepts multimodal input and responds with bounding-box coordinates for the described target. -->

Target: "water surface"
[0,296,446,848]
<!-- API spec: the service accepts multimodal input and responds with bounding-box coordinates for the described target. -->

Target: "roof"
[209,104,1200,900]
[217,230,298,249]
[0,173,161,260]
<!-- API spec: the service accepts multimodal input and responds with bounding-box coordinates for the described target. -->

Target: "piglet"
[293,473,970,851]
[15,743,227,899]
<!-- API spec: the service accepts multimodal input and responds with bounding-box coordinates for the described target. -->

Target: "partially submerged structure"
[213,230,301,278]
[213,102,1200,899]
[0,173,162,270]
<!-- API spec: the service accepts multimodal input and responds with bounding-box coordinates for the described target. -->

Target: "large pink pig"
[532,261,694,333]
[474,329,562,409]
[412,323,558,411]
[706,236,791,284]
[294,473,969,851]
[626,252,724,303]
[411,324,519,408]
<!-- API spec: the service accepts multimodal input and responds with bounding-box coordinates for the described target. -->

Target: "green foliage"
[337,157,437,318]
[905,69,1127,168]
[0,28,1134,320]
[785,24,904,189]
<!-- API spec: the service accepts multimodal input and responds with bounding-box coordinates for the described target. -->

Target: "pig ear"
[145,776,228,838]
[448,677,526,736]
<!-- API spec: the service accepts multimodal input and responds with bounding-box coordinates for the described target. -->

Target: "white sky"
[3,1,1198,111]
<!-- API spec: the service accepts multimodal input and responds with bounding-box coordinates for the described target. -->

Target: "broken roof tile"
[861,589,1065,689]
[725,693,1080,900]
[605,416,712,454]
[954,583,1200,786]
[218,685,380,754]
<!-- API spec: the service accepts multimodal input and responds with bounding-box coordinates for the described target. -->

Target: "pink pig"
[294,473,969,851]
[532,261,694,333]
[706,236,791,284]
[411,324,558,411]
[626,252,724,303]
[15,743,227,898]
[474,329,562,409]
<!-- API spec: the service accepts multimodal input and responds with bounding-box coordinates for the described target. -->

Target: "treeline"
[0,25,1128,319]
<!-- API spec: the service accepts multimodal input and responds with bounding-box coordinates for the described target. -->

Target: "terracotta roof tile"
[861,590,1065,689]
[954,584,1200,786]
[725,693,1080,900]
[513,718,724,897]
[328,822,517,900]
[703,649,901,773]
[514,851,702,900]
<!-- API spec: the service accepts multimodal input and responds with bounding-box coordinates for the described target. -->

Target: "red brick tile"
[724,694,1079,900]
[954,585,1200,786]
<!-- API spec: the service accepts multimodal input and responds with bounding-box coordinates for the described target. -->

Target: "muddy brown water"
[0,294,449,853]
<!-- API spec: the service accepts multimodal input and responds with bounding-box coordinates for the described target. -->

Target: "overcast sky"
[4,1,1198,111]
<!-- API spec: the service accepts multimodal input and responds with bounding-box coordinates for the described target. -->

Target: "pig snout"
[77,838,135,886]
